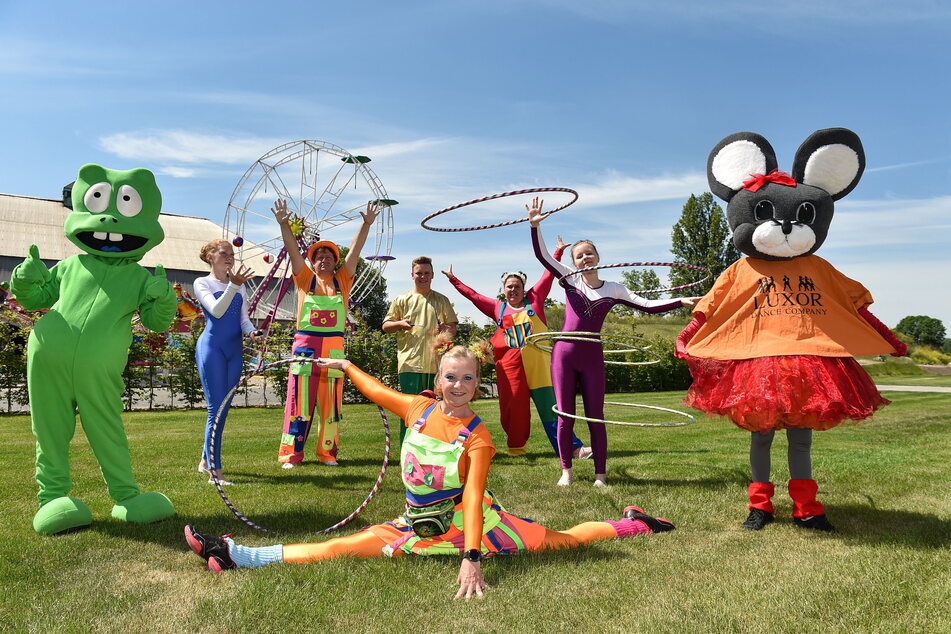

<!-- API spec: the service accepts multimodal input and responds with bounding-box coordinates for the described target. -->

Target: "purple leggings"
[554,340,608,473]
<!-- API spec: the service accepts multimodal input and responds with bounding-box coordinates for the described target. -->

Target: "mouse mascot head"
[675,129,906,533]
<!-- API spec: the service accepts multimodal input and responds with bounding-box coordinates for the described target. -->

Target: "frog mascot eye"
[84,182,112,213]
[117,184,143,217]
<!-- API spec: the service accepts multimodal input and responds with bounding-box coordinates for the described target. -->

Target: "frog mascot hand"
[12,164,178,535]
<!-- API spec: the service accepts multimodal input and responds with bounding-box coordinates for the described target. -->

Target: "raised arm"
[443,265,498,321]
[526,237,566,310]
[527,198,571,279]
[343,201,381,277]
[272,198,307,276]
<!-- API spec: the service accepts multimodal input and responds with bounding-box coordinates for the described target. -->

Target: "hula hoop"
[525,331,661,366]
[566,261,712,295]
[208,357,390,534]
[553,402,695,428]
[421,187,578,232]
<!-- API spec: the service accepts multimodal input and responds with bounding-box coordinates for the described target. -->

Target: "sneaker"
[197,460,210,474]
[593,479,608,488]
[793,514,836,532]
[622,506,676,533]
[184,525,235,569]
[208,555,236,572]
[207,476,234,485]
[320,460,339,467]
[557,472,573,486]
[572,446,593,460]
[281,462,295,470]
[741,508,775,531]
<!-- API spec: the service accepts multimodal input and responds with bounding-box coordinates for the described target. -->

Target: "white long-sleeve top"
[193,275,255,334]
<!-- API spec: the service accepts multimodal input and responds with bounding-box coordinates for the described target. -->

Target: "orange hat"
[306,240,340,263]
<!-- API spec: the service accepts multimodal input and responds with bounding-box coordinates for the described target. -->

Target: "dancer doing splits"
[185,336,674,599]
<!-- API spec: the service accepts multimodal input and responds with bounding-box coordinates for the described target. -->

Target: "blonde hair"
[200,239,231,264]
[571,239,599,261]
[431,333,492,401]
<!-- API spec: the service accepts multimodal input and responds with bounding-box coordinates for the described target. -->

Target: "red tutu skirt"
[684,354,889,432]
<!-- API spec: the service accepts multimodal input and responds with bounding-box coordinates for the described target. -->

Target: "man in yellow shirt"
[382,256,458,440]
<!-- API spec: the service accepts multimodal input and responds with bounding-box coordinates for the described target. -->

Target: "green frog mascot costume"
[12,164,178,535]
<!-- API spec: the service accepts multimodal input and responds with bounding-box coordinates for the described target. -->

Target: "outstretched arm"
[858,307,908,356]
[343,201,381,277]
[443,265,498,320]
[317,359,417,419]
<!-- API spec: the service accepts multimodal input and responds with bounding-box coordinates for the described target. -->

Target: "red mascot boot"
[788,479,835,532]
[742,482,775,530]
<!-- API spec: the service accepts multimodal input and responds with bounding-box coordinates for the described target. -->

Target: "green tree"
[669,193,740,299]
[895,315,946,348]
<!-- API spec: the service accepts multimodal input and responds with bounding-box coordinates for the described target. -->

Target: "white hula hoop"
[524,331,661,366]
[553,401,695,428]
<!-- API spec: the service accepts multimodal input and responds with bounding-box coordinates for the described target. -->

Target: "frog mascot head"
[12,164,179,535]
[65,163,165,260]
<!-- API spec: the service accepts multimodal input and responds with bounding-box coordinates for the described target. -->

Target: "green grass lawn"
[2,392,949,633]
[874,374,951,388]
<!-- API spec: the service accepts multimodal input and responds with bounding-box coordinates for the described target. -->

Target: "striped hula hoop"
[421,187,578,232]
[208,357,391,534]
[566,261,712,295]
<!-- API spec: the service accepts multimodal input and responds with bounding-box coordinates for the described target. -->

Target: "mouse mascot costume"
[676,129,906,532]
[12,164,178,535]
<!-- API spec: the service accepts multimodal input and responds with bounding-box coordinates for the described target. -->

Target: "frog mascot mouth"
[12,163,179,535]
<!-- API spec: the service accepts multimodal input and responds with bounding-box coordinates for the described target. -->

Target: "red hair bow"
[742,169,796,192]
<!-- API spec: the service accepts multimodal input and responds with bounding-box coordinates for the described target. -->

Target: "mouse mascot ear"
[791,128,865,200]
[707,132,778,202]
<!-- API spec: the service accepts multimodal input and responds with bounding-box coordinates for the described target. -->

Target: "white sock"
[224,537,284,569]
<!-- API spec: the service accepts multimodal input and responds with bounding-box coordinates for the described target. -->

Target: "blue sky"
[2,1,949,329]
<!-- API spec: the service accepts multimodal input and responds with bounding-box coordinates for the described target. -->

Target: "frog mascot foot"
[111,491,176,524]
[33,496,93,536]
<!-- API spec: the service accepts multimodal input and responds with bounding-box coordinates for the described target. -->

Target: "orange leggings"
[282,521,617,564]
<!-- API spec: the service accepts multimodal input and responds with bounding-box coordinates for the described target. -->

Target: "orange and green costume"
[279,365,653,564]
[278,262,352,465]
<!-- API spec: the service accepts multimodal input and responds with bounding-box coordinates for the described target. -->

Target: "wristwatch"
[462,549,483,563]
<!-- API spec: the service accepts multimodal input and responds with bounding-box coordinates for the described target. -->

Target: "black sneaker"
[184,525,235,566]
[741,508,775,530]
[793,514,836,532]
[622,506,676,533]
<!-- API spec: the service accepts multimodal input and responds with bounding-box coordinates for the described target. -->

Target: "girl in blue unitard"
[194,240,262,484]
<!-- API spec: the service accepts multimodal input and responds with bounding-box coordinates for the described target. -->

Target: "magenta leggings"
[553,340,608,473]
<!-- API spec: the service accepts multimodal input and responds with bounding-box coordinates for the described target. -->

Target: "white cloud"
[99,130,284,165]
[158,166,199,178]
[830,196,951,248]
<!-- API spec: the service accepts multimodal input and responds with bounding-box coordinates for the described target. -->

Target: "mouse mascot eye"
[675,128,907,533]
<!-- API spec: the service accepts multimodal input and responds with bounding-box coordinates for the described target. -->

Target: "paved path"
[876,385,951,393]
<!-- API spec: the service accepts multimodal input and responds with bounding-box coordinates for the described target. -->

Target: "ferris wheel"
[222,140,396,324]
